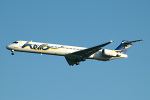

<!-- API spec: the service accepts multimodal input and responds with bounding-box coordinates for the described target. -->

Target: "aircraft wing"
[65,41,114,66]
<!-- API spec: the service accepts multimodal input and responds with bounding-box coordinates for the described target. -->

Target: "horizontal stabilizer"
[122,39,143,45]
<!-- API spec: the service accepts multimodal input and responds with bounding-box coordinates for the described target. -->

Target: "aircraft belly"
[48,49,67,56]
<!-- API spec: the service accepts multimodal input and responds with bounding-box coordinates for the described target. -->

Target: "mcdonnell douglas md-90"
[6,39,143,66]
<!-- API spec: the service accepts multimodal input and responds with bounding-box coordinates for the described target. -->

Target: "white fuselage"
[6,41,127,61]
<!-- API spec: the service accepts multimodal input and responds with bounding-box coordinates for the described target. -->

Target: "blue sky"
[1,0,150,100]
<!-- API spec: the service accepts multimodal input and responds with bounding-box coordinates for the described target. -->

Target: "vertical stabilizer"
[114,39,143,54]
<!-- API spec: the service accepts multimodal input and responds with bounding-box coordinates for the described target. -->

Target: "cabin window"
[13,41,18,44]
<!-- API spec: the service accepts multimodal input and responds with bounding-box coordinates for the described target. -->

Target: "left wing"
[65,41,114,66]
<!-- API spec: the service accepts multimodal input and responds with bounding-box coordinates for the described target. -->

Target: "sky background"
[1,0,150,100]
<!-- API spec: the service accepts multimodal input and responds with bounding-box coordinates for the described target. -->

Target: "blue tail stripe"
[114,40,133,54]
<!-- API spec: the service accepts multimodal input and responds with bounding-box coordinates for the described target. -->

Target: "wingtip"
[110,40,114,43]
[135,39,144,42]
[140,39,144,41]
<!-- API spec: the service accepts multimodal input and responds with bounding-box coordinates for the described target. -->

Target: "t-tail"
[114,39,143,54]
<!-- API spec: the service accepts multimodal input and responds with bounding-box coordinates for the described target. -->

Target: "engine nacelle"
[102,49,119,57]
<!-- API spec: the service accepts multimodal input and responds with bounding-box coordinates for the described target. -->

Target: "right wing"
[65,41,114,66]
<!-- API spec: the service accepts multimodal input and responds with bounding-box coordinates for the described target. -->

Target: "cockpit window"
[13,41,18,44]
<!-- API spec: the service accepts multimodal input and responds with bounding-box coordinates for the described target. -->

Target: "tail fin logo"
[125,45,131,49]
[114,40,133,54]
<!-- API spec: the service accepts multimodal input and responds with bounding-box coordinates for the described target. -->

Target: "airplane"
[6,39,143,66]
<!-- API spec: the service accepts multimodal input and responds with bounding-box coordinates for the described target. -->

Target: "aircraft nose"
[6,44,13,50]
